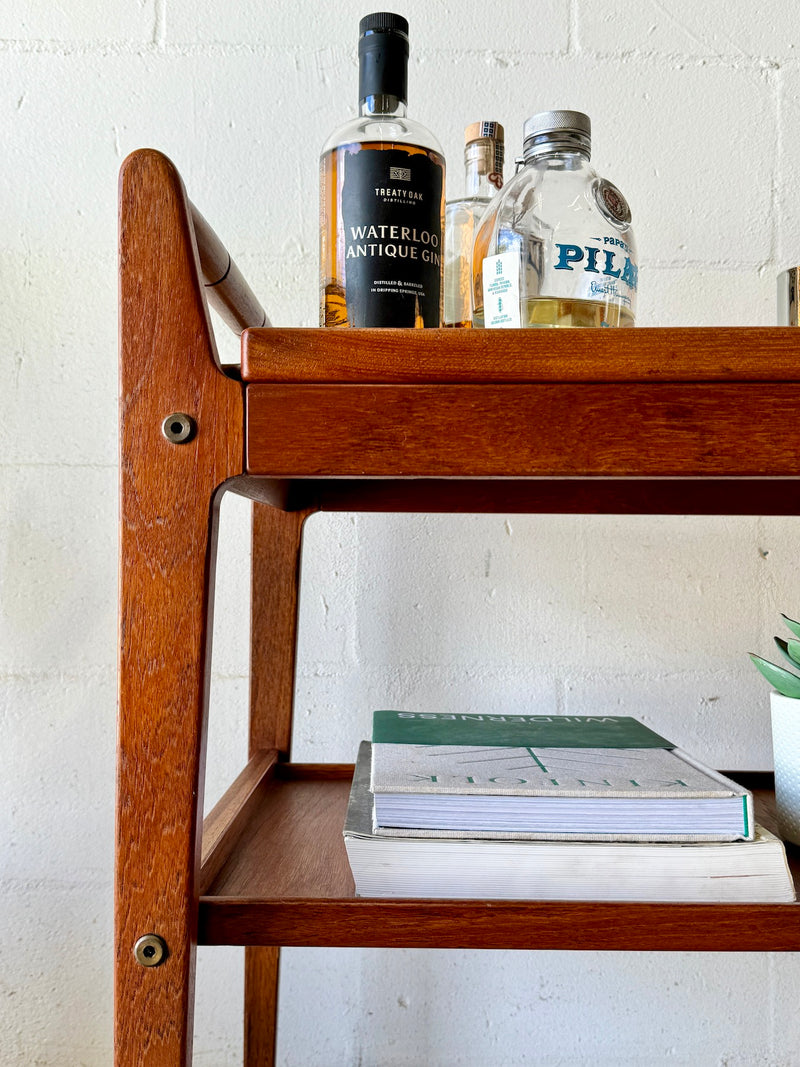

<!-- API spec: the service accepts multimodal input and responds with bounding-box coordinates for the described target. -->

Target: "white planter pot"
[770,690,800,846]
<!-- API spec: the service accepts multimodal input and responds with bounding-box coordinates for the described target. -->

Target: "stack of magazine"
[343,711,796,902]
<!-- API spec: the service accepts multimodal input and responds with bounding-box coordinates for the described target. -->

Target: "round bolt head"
[134,933,168,967]
[161,412,196,444]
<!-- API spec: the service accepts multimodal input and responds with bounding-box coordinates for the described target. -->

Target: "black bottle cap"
[358,12,409,103]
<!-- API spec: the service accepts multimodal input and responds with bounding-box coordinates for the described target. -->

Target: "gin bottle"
[319,12,446,328]
[443,121,504,328]
[471,111,637,328]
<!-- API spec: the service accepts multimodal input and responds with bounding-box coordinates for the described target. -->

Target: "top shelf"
[242,326,800,384]
[236,327,800,515]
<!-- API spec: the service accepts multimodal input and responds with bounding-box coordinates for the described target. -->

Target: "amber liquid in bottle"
[319,14,445,329]
[320,140,445,328]
[471,111,637,329]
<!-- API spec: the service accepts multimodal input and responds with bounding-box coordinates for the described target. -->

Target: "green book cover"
[372,710,673,749]
[368,712,754,841]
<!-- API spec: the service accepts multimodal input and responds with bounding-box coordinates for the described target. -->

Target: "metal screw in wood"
[161,412,196,444]
[133,933,168,967]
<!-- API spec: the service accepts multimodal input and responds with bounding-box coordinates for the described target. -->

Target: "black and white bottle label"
[342,146,443,327]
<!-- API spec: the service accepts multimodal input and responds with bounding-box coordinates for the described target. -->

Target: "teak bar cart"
[115,148,800,1066]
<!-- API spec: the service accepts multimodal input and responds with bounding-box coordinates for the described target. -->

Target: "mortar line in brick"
[568,0,578,55]
[0,666,115,683]
[645,260,780,271]
[1,34,799,69]
[772,65,784,269]
[0,463,118,470]
[153,0,166,49]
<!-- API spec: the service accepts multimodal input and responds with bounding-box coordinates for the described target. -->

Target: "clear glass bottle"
[319,12,446,328]
[472,110,637,329]
[443,121,505,328]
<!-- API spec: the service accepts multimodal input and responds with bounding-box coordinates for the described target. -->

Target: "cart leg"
[244,503,313,1064]
[115,148,244,1065]
[244,946,281,1066]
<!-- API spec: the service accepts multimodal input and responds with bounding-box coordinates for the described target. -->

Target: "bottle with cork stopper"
[443,121,505,328]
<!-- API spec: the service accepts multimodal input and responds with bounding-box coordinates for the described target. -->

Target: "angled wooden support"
[249,503,315,758]
[115,148,245,1065]
[243,502,315,1067]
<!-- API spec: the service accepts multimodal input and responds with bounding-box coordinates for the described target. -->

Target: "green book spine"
[371,710,673,749]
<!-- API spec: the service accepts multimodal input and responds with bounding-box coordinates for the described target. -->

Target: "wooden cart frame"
[115,148,800,1065]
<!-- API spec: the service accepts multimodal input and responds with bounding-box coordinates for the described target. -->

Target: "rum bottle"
[443,121,504,328]
[472,110,637,328]
[319,12,446,328]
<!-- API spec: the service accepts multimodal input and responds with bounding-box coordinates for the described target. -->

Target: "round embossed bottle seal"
[594,178,632,226]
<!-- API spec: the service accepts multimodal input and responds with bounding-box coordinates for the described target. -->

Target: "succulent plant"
[750,614,800,698]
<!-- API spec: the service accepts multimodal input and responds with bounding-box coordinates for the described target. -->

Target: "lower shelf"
[198,765,800,952]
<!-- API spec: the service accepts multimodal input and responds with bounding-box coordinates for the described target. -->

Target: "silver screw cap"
[523,110,591,159]
[523,110,591,142]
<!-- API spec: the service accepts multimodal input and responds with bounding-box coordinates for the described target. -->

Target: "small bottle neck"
[464,141,504,199]
[359,94,408,118]
[523,131,591,167]
[524,148,591,173]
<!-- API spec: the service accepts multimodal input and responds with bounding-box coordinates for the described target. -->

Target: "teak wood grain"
[244,947,280,1065]
[198,771,800,952]
[199,749,278,896]
[116,149,244,1066]
[202,896,800,952]
[243,503,313,1062]
[191,204,269,333]
[118,146,800,1067]
[242,325,800,382]
[249,504,314,757]
[246,381,800,479]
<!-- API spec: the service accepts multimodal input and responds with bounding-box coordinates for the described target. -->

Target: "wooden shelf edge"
[242,326,800,384]
[198,896,800,952]
[199,749,279,895]
[244,381,800,482]
[196,766,800,953]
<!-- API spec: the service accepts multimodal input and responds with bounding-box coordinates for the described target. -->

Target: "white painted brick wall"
[3,1,800,1063]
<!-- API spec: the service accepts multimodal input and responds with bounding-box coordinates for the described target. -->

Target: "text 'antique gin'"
[472,110,637,329]
[319,12,446,328]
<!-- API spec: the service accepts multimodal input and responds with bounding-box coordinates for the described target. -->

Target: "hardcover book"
[370,711,754,841]
[346,742,794,902]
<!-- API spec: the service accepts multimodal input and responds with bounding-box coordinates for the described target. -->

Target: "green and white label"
[482,252,520,328]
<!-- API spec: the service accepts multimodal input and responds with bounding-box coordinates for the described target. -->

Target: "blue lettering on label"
[554,242,638,291]
[554,244,584,270]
